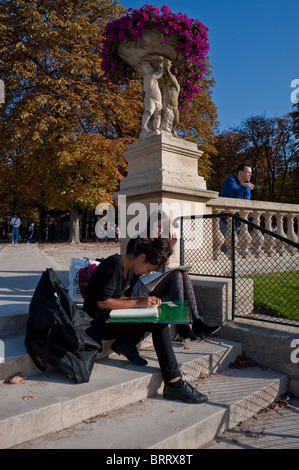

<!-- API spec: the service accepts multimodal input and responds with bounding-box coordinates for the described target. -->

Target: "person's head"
[146,210,170,238]
[127,238,173,275]
[236,164,252,183]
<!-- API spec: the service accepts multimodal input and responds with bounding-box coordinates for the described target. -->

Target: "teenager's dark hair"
[128,238,173,271]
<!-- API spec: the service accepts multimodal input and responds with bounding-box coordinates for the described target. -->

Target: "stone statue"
[137,55,164,136]
[160,58,180,136]
[137,54,181,139]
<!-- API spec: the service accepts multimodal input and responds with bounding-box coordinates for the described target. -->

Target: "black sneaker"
[176,324,198,341]
[163,381,208,404]
[125,348,148,366]
[111,343,148,366]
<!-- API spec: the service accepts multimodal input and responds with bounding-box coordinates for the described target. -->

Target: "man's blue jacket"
[219,175,251,199]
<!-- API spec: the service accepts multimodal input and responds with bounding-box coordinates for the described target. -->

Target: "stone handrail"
[207,197,299,241]
[206,197,299,260]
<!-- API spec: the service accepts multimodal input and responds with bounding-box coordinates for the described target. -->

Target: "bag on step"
[68,257,102,302]
[25,268,102,383]
[78,258,103,300]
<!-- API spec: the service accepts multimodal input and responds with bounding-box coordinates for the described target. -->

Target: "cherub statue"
[137,54,181,138]
[160,58,180,135]
[137,54,164,135]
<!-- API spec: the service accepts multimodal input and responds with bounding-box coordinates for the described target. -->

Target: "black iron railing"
[178,214,299,327]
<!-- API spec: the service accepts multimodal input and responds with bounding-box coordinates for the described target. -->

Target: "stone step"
[0,332,154,381]
[11,365,287,450]
[0,334,35,381]
[0,338,244,448]
[0,312,29,337]
[0,270,70,337]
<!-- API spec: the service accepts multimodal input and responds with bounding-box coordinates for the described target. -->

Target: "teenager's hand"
[135,296,162,308]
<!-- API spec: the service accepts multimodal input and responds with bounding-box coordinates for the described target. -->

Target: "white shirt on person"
[11,217,21,227]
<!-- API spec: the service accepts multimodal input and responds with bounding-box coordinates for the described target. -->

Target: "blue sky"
[120,0,299,131]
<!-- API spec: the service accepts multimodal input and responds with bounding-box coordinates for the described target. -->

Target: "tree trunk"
[68,206,81,243]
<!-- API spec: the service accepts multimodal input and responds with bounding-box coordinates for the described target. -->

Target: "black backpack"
[25,268,102,383]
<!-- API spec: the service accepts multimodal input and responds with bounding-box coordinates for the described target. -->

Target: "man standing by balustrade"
[219,164,255,251]
[220,164,255,199]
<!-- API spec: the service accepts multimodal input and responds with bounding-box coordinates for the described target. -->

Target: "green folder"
[106,300,191,324]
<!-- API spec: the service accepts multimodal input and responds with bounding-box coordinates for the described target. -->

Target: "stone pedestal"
[113,133,218,264]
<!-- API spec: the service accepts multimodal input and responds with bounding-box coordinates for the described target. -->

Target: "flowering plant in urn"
[101,4,210,110]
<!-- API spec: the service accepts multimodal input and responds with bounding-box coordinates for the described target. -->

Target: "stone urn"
[117,28,185,68]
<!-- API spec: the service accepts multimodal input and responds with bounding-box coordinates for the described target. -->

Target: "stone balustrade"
[206,197,299,260]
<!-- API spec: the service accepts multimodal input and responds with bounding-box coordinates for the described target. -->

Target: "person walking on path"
[10,214,21,244]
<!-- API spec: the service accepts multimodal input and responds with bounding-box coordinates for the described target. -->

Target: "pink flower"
[101,4,209,109]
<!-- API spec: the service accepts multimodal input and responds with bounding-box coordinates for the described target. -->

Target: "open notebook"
[110,305,158,318]
[107,301,190,324]
[140,265,191,292]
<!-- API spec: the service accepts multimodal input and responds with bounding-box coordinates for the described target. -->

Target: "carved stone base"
[117,133,215,196]
[113,134,218,263]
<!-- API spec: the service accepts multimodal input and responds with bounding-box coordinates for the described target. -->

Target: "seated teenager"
[83,238,208,404]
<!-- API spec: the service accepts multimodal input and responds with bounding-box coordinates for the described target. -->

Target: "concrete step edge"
[151,372,288,449]
[0,339,241,448]
[10,367,288,449]
[0,312,29,337]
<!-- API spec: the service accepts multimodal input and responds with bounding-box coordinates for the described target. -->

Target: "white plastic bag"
[68,258,100,302]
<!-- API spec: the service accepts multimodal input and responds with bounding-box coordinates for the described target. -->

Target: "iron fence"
[179,214,299,327]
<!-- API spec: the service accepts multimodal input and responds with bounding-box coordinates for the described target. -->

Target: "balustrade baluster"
[262,211,276,257]
[237,210,251,258]
[274,212,286,256]
[221,212,232,258]
[212,210,225,259]
[250,210,264,258]
[286,213,298,255]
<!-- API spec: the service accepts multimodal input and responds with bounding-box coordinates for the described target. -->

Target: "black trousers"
[94,316,181,383]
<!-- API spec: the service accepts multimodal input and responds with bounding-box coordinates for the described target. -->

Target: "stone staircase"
[0,307,288,449]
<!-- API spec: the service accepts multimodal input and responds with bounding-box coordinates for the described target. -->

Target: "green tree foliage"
[290,101,299,143]
[0,0,218,241]
[0,0,143,241]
